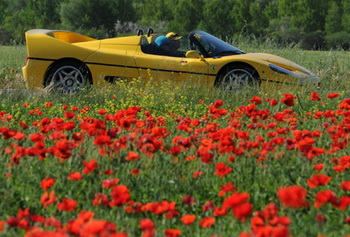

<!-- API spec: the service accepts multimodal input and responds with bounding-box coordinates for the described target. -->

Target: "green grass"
[0,44,350,236]
[0,46,27,89]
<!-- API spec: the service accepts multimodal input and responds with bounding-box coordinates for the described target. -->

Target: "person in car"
[143,33,185,57]
[153,35,172,55]
[165,32,185,57]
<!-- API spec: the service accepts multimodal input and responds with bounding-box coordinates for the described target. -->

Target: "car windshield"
[189,31,244,57]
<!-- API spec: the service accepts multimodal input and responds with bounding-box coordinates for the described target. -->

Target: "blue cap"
[155,36,169,46]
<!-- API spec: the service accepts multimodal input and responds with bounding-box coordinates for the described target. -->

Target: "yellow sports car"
[22,29,320,92]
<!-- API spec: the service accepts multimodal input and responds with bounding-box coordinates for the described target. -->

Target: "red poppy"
[44,216,62,228]
[310,92,321,101]
[223,192,250,209]
[12,131,25,141]
[30,215,45,225]
[313,164,325,171]
[104,169,114,175]
[125,201,143,213]
[173,136,192,149]
[142,201,177,215]
[64,111,76,119]
[202,200,214,211]
[40,191,58,208]
[186,156,196,161]
[151,127,170,138]
[341,181,350,191]
[6,217,19,228]
[19,121,29,129]
[57,198,77,212]
[218,182,237,197]
[29,133,46,143]
[140,218,156,237]
[92,193,109,206]
[307,174,332,188]
[82,159,98,174]
[180,214,196,225]
[165,209,179,219]
[315,213,327,222]
[314,190,338,208]
[48,139,75,160]
[250,202,291,236]
[79,219,116,236]
[270,99,278,106]
[215,163,233,178]
[164,229,181,237]
[280,94,297,107]
[239,232,253,237]
[199,216,215,228]
[338,196,350,211]
[277,185,309,208]
[250,96,262,105]
[131,168,140,175]
[235,130,249,140]
[182,195,196,205]
[125,151,140,161]
[327,93,339,98]
[78,210,94,221]
[110,185,130,206]
[193,171,203,178]
[40,177,55,191]
[345,216,350,225]
[98,109,107,115]
[68,172,83,181]
[213,206,227,216]
[102,178,120,188]
[93,134,112,146]
[0,221,5,232]
[233,202,253,222]
[198,149,214,164]
[213,100,223,108]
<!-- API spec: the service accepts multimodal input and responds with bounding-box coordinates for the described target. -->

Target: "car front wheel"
[216,65,260,92]
[44,61,91,93]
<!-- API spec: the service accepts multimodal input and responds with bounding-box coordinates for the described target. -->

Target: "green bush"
[326,31,350,50]
[301,31,326,50]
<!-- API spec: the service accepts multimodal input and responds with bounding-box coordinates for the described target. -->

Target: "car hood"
[245,53,315,76]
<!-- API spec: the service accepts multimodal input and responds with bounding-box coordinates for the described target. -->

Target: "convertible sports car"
[22,29,320,92]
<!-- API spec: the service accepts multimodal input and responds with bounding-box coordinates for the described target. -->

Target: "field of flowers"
[0,45,349,237]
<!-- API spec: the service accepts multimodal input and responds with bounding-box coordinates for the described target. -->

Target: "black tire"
[44,61,91,93]
[216,65,260,92]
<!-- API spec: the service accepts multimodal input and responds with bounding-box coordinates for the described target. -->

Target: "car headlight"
[269,64,293,75]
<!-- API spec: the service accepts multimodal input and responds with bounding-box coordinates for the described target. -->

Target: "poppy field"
[0,45,350,237]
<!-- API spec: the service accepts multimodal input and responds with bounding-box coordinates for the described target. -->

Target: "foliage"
[0,0,350,48]
[325,1,344,34]
[300,31,326,50]
[168,0,204,34]
[199,0,236,37]
[134,0,174,24]
[1,0,61,44]
[60,0,136,38]
[326,31,350,50]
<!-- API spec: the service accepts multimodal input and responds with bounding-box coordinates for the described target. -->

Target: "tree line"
[0,0,349,50]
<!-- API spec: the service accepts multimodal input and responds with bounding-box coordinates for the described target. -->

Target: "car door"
[134,49,210,86]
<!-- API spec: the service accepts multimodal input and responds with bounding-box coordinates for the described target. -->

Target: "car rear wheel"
[44,61,91,93]
[216,65,260,92]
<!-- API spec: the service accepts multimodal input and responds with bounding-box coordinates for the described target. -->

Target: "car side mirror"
[185,50,201,58]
